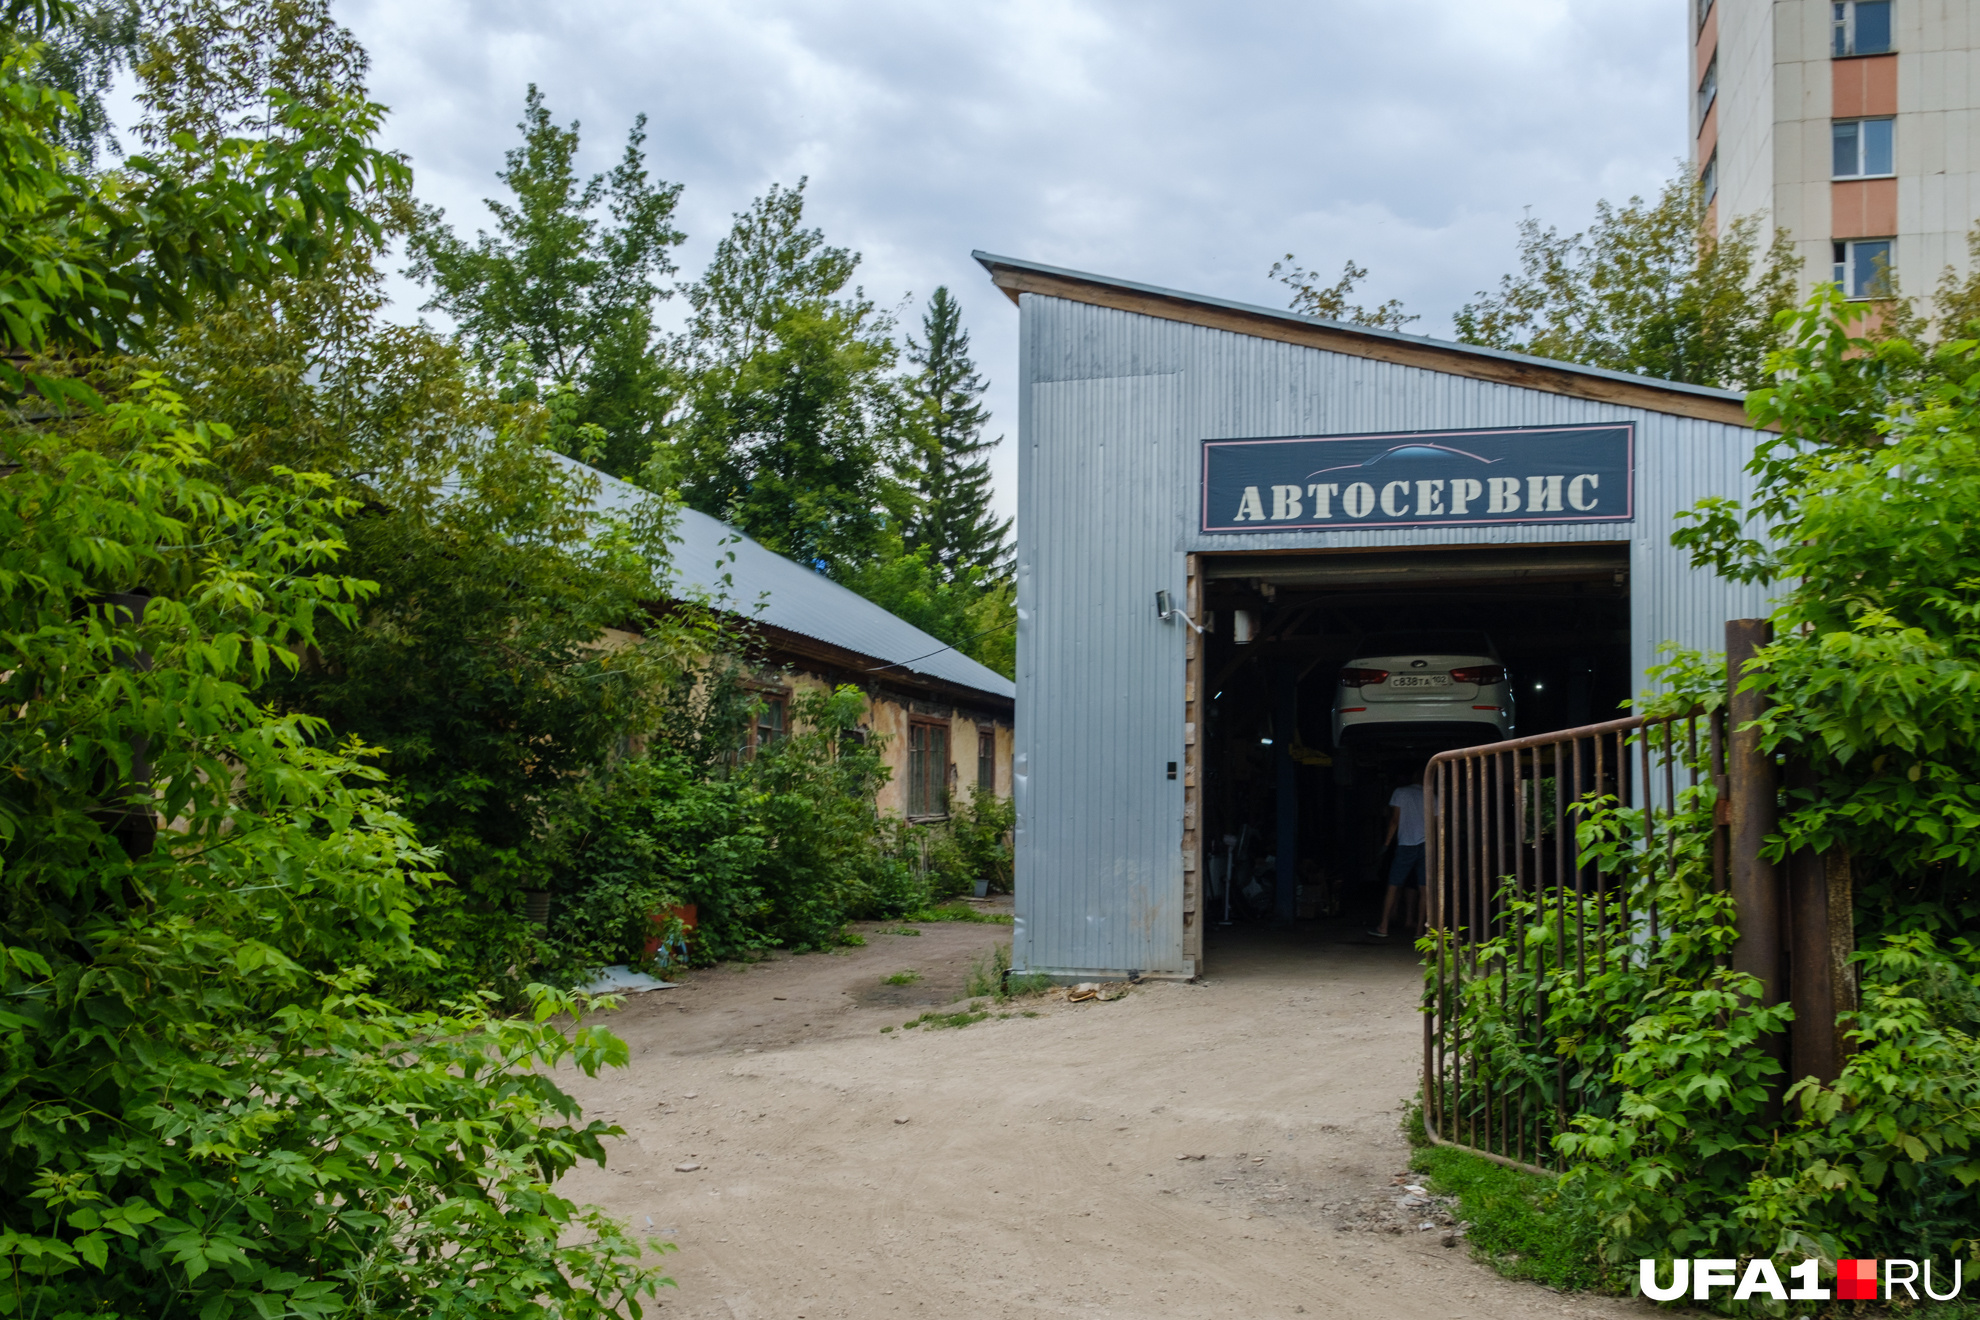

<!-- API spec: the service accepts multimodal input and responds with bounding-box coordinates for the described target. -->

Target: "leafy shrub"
[1,398,665,1317]
[525,681,935,979]
[918,787,1014,898]
[1441,748,1980,1281]
[540,753,765,974]
[1423,292,1980,1289]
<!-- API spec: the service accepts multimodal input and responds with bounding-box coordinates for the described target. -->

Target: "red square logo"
[1837,1259,1878,1301]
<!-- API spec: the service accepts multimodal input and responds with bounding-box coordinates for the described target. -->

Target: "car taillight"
[1340,668,1389,687]
[1450,665,1506,685]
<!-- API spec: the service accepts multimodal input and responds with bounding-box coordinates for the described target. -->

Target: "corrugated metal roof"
[553,453,1015,701]
[972,250,1751,418]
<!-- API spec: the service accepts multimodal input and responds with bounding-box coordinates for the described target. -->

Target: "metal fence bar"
[1420,707,1709,1173]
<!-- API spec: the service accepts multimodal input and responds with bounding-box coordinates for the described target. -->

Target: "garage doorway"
[1190,544,1631,967]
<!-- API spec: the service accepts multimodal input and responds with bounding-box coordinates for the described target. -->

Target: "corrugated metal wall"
[1013,295,1773,977]
[1014,372,1186,978]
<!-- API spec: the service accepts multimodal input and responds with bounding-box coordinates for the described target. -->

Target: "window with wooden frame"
[977,726,996,795]
[751,694,786,754]
[740,682,789,758]
[908,720,950,818]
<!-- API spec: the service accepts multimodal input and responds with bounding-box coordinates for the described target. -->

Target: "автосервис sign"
[1199,423,1635,534]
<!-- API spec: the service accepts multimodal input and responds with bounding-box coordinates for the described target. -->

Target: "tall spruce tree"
[407,85,684,476]
[900,286,1009,579]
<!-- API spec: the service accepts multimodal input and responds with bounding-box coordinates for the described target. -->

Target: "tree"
[1932,221,1980,341]
[133,0,369,153]
[0,388,669,1319]
[28,0,136,165]
[0,0,401,407]
[0,14,670,1310]
[1269,254,1416,330]
[899,285,1009,579]
[1671,288,1980,897]
[274,440,711,1000]
[1453,174,1801,391]
[669,179,899,578]
[409,84,684,477]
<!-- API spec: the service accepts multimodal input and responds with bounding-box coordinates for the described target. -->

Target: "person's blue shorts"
[1388,842,1426,889]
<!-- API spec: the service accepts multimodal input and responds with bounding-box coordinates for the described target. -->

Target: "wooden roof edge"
[973,252,1775,433]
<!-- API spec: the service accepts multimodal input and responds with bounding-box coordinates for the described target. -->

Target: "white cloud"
[340,0,1691,519]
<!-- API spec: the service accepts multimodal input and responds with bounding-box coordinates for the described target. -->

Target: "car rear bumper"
[1332,710,1511,750]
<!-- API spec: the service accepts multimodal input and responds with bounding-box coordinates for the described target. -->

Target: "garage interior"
[1197,543,1631,939]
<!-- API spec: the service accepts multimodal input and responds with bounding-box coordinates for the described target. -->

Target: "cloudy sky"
[337,0,1692,517]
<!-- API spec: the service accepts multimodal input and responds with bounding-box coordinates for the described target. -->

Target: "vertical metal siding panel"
[1014,294,1772,974]
[1020,332,1184,974]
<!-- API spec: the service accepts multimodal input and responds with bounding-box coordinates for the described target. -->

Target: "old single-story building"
[574,458,1015,820]
[975,251,1773,981]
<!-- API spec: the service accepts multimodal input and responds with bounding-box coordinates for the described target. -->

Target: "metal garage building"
[975,252,1773,981]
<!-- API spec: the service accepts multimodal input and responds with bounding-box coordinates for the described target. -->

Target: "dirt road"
[558,912,1647,1320]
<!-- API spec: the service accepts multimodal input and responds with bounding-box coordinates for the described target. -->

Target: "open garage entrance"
[1195,543,1631,948]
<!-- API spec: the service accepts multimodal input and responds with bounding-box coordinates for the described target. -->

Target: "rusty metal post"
[1726,620,1783,1012]
[1784,758,1856,1084]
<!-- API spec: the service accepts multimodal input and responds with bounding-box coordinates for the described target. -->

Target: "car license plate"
[1389,674,1451,689]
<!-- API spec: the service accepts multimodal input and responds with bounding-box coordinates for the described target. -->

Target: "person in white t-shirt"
[1368,775,1426,939]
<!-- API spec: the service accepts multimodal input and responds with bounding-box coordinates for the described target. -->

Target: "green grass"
[903,904,1013,925]
[965,945,1008,998]
[965,944,1055,1001]
[882,970,921,986]
[1408,1143,1610,1294]
[901,1005,991,1030]
[883,926,922,936]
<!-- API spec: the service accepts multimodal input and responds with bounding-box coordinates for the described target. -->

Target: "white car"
[1331,632,1514,750]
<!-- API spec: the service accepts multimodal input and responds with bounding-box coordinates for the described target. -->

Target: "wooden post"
[1182,554,1203,977]
[1725,620,1783,1011]
[1785,758,1856,1084]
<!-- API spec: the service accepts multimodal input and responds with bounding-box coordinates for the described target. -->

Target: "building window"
[908,721,950,818]
[1697,0,1714,31]
[1833,117,1895,178]
[1833,1,1892,57]
[1833,238,1895,298]
[1697,52,1717,122]
[752,694,785,753]
[977,727,996,794]
[1700,149,1719,206]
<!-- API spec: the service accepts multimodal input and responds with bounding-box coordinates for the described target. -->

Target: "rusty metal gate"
[1420,707,1726,1173]
[1418,620,1859,1175]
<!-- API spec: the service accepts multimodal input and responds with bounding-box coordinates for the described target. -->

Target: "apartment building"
[1695,0,1980,303]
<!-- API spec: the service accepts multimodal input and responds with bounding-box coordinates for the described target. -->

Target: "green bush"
[1428,293,1980,1293]
[908,787,1014,900]
[0,396,665,1317]
[528,681,935,978]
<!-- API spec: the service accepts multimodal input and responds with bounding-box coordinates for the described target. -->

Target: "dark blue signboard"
[1199,422,1634,534]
